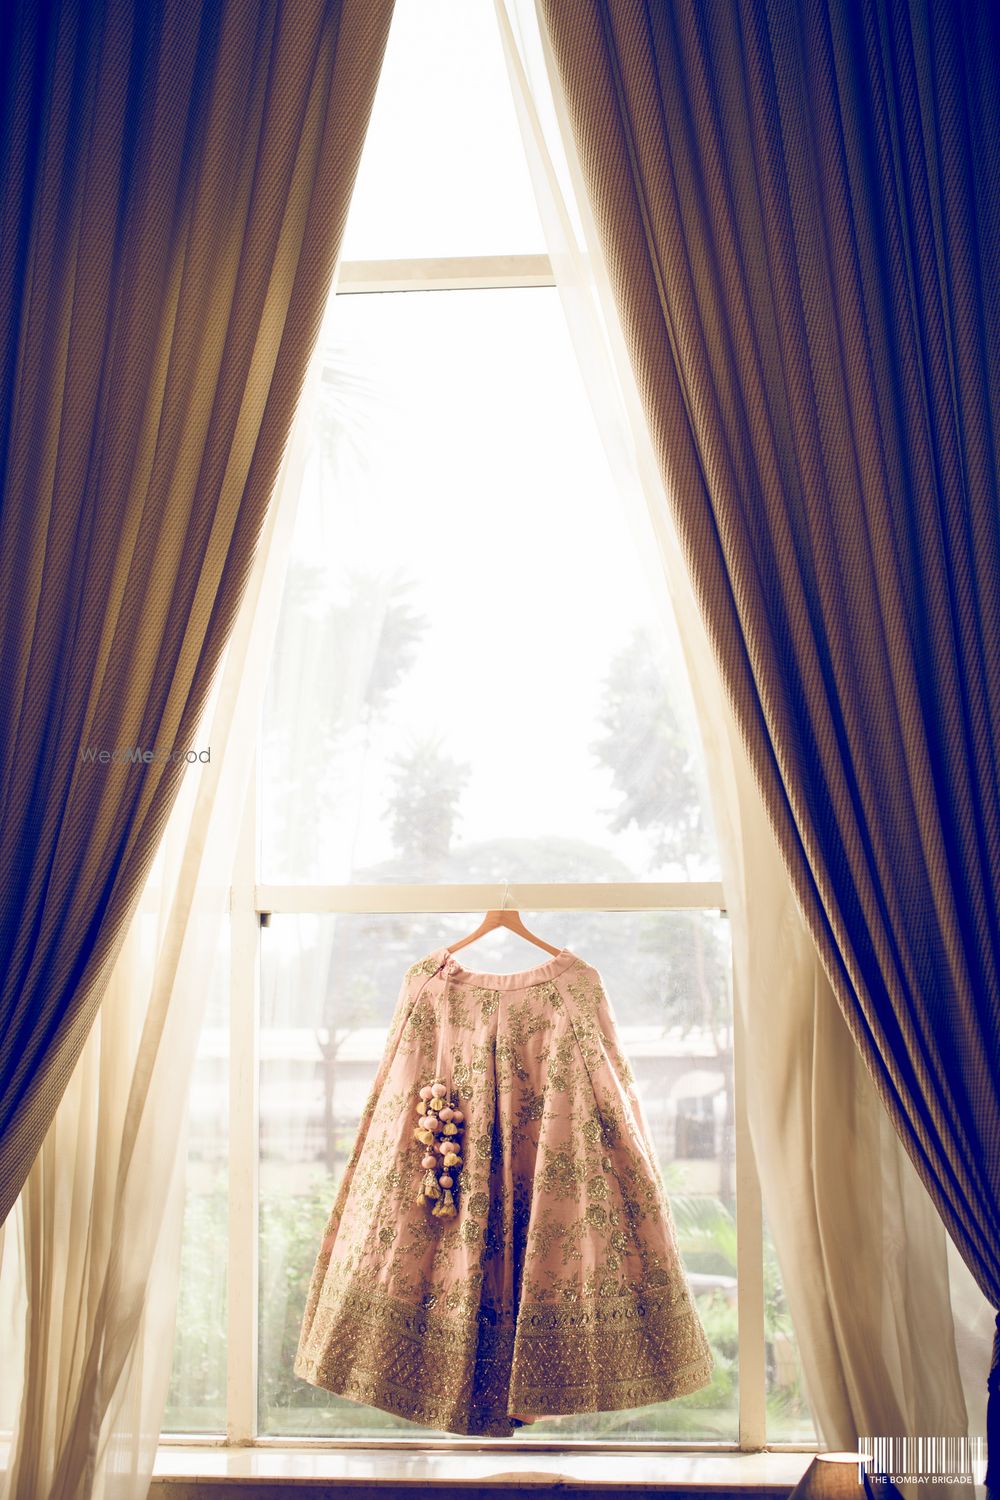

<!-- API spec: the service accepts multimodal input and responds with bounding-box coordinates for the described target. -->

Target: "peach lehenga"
[294,945,713,1436]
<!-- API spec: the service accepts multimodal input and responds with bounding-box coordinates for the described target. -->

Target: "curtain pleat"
[537,0,1000,1483]
[0,367,317,1499]
[0,0,394,1226]
[496,3,981,1472]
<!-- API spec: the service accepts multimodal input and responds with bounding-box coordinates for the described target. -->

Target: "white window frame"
[187,258,794,1457]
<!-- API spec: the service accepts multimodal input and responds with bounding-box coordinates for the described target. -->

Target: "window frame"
[184,257,790,1456]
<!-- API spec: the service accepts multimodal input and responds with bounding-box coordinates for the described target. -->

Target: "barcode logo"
[858,1435,987,1484]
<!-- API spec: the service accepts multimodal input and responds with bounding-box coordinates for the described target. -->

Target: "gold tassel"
[432,1189,456,1218]
[421,1169,441,1201]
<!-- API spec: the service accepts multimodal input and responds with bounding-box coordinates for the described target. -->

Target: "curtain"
[532,0,1000,1486]
[0,0,394,1227]
[494,3,984,1483]
[0,338,327,1499]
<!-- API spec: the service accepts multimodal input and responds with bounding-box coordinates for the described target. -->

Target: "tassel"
[413,1077,464,1215]
[422,1169,441,1201]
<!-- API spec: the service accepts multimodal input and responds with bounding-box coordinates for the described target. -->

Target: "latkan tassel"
[419,1169,441,1203]
[431,1189,456,1219]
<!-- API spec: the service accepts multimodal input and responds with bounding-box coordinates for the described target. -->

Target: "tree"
[592,625,734,1204]
[289,566,426,1170]
[591,622,713,877]
[384,736,471,869]
[263,565,427,881]
[318,736,469,1174]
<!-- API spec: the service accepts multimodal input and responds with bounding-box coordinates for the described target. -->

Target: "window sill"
[151,1445,813,1495]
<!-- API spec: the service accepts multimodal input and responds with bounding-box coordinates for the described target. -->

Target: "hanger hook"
[501,877,511,911]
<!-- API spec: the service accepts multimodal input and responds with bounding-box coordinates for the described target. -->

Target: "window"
[163,0,814,1451]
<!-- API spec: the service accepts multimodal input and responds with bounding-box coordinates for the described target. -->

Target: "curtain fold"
[0,275,348,1500]
[0,0,394,1228]
[495,2,981,1479]
[534,0,1000,1485]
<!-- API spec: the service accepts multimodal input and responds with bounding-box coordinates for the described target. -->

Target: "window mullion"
[336,254,554,294]
[227,754,260,1444]
[733,964,767,1449]
[253,881,726,916]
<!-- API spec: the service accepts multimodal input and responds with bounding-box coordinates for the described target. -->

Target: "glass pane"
[162,933,229,1434]
[260,288,718,886]
[340,0,545,259]
[258,911,736,1441]
[764,1217,816,1443]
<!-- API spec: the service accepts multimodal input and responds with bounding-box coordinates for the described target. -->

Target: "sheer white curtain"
[0,339,325,1500]
[493,1,989,1484]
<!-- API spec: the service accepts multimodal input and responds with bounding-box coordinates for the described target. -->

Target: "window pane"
[261,288,718,886]
[340,0,545,259]
[258,912,737,1441]
[162,932,229,1434]
[764,1217,816,1444]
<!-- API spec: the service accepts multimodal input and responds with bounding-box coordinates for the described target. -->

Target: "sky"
[259,0,718,886]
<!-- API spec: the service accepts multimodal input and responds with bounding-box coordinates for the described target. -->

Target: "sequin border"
[294,1279,714,1437]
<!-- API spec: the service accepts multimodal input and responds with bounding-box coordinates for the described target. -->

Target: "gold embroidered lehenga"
[294,945,714,1436]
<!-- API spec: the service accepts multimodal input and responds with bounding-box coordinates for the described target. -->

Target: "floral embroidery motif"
[295,948,713,1436]
[295,1280,713,1437]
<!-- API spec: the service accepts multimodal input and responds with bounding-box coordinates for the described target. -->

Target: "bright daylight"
[1,0,996,1498]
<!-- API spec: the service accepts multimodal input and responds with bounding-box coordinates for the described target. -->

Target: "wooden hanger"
[445,881,561,958]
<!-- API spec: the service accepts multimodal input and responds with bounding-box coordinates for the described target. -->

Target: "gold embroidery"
[405,1002,436,1040]
[546,1033,576,1092]
[475,986,501,1022]
[506,995,554,1046]
[295,950,713,1436]
[496,1036,529,1089]
[517,1085,545,1126]
[529,978,564,1011]
[540,1147,586,1199]
[295,1279,713,1438]
[445,984,475,1029]
[567,975,604,1015]
[405,956,444,980]
[597,1099,623,1149]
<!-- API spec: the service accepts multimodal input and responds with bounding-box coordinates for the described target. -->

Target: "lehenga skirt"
[294,945,714,1436]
